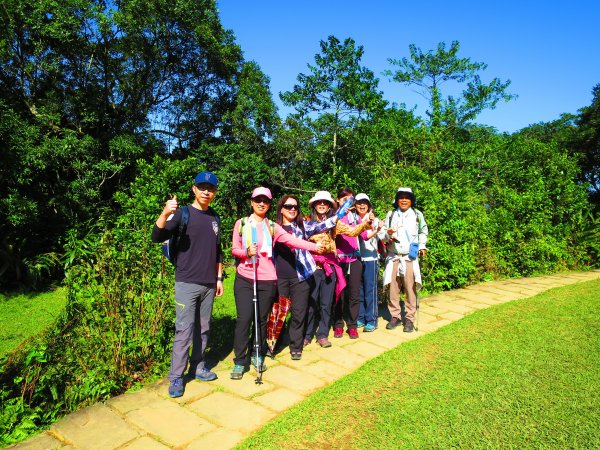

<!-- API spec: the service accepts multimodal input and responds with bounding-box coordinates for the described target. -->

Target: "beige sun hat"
[308,190,336,207]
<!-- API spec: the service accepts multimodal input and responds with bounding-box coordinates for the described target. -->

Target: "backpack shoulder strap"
[180,205,190,234]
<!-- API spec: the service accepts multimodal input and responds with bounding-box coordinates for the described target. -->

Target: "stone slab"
[188,392,275,434]
[211,369,274,398]
[7,432,64,450]
[417,319,453,332]
[51,404,140,450]
[253,387,306,412]
[120,436,170,450]
[438,311,466,321]
[125,398,216,447]
[344,340,387,359]
[426,301,475,315]
[261,364,326,395]
[299,359,350,381]
[186,428,246,450]
[314,344,367,370]
[148,378,216,404]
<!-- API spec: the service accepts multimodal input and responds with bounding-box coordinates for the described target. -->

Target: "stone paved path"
[9,270,600,450]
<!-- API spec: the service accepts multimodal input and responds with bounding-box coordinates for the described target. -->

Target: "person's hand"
[162,195,178,218]
[315,241,326,254]
[366,211,374,223]
[246,243,257,258]
[215,280,224,296]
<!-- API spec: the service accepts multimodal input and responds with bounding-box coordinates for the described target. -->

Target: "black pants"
[306,268,337,340]
[233,275,277,366]
[278,275,313,353]
[334,260,362,330]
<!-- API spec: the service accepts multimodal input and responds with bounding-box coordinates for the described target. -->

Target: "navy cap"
[194,171,218,187]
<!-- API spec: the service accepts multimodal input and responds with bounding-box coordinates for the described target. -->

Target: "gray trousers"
[168,282,215,381]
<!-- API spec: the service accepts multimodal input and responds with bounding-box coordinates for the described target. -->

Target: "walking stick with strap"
[250,225,263,384]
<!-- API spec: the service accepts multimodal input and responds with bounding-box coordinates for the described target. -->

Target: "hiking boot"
[356,320,365,328]
[386,317,401,330]
[168,378,184,398]
[251,355,268,373]
[348,328,359,339]
[364,323,377,332]
[333,327,344,338]
[403,320,414,333]
[317,337,332,348]
[230,364,245,380]
[195,367,217,382]
[291,352,302,360]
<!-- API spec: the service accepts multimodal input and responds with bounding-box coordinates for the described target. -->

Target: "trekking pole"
[415,254,421,332]
[252,256,263,384]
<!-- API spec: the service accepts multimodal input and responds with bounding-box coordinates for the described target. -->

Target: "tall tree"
[384,41,516,129]
[280,35,386,177]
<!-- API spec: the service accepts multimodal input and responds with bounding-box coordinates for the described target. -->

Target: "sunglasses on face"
[195,183,217,193]
[252,196,271,205]
[315,200,331,206]
[282,204,299,211]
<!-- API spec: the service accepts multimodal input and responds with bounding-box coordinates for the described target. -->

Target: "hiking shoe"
[303,337,312,347]
[291,352,302,360]
[195,368,217,382]
[386,317,401,330]
[364,323,377,332]
[317,337,332,348]
[348,328,359,339]
[403,320,414,333]
[356,320,365,328]
[251,355,268,373]
[230,364,245,380]
[168,378,184,398]
[333,327,344,338]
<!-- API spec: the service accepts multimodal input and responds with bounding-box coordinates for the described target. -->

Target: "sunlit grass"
[0,287,67,359]
[238,279,600,449]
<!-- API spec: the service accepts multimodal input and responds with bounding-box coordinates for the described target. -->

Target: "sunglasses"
[252,196,271,205]
[314,200,331,206]
[282,204,299,211]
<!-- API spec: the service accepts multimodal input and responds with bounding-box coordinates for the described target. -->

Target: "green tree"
[280,35,386,177]
[384,41,516,129]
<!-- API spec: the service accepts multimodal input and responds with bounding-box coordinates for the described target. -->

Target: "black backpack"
[162,206,190,266]
[162,206,220,266]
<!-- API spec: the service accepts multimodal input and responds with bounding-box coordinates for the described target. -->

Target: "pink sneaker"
[317,337,332,348]
[333,327,343,338]
[348,328,359,339]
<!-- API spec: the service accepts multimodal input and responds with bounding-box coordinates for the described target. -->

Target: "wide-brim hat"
[309,190,336,207]
[394,187,416,207]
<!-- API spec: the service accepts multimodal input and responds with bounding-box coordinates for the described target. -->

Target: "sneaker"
[303,337,312,347]
[291,352,302,360]
[251,355,268,373]
[356,320,365,328]
[168,378,184,398]
[317,337,332,348]
[230,364,245,380]
[386,317,401,330]
[195,367,217,382]
[348,328,359,339]
[403,319,414,333]
[333,327,344,338]
[364,323,377,332]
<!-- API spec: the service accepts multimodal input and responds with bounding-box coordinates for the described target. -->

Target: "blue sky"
[217,1,599,133]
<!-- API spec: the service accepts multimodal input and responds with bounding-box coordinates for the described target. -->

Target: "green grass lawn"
[0,287,67,359]
[238,279,600,449]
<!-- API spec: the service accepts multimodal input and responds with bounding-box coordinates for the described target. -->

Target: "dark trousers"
[278,276,313,353]
[334,260,362,330]
[233,275,277,366]
[306,268,337,340]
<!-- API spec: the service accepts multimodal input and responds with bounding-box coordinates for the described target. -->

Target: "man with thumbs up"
[151,171,223,398]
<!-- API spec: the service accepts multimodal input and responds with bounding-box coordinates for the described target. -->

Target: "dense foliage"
[0,1,598,444]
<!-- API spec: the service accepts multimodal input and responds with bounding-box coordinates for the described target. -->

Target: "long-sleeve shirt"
[335,211,371,263]
[275,217,338,282]
[232,217,318,281]
[309,215,371,260]
[382,208,428,256]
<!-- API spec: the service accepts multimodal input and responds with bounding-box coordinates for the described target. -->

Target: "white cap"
[355,193,370,203]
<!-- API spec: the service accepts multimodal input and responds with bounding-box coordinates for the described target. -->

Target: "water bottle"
[336,196,355,219]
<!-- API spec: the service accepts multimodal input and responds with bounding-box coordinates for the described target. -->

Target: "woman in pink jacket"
[230,187,323,380]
